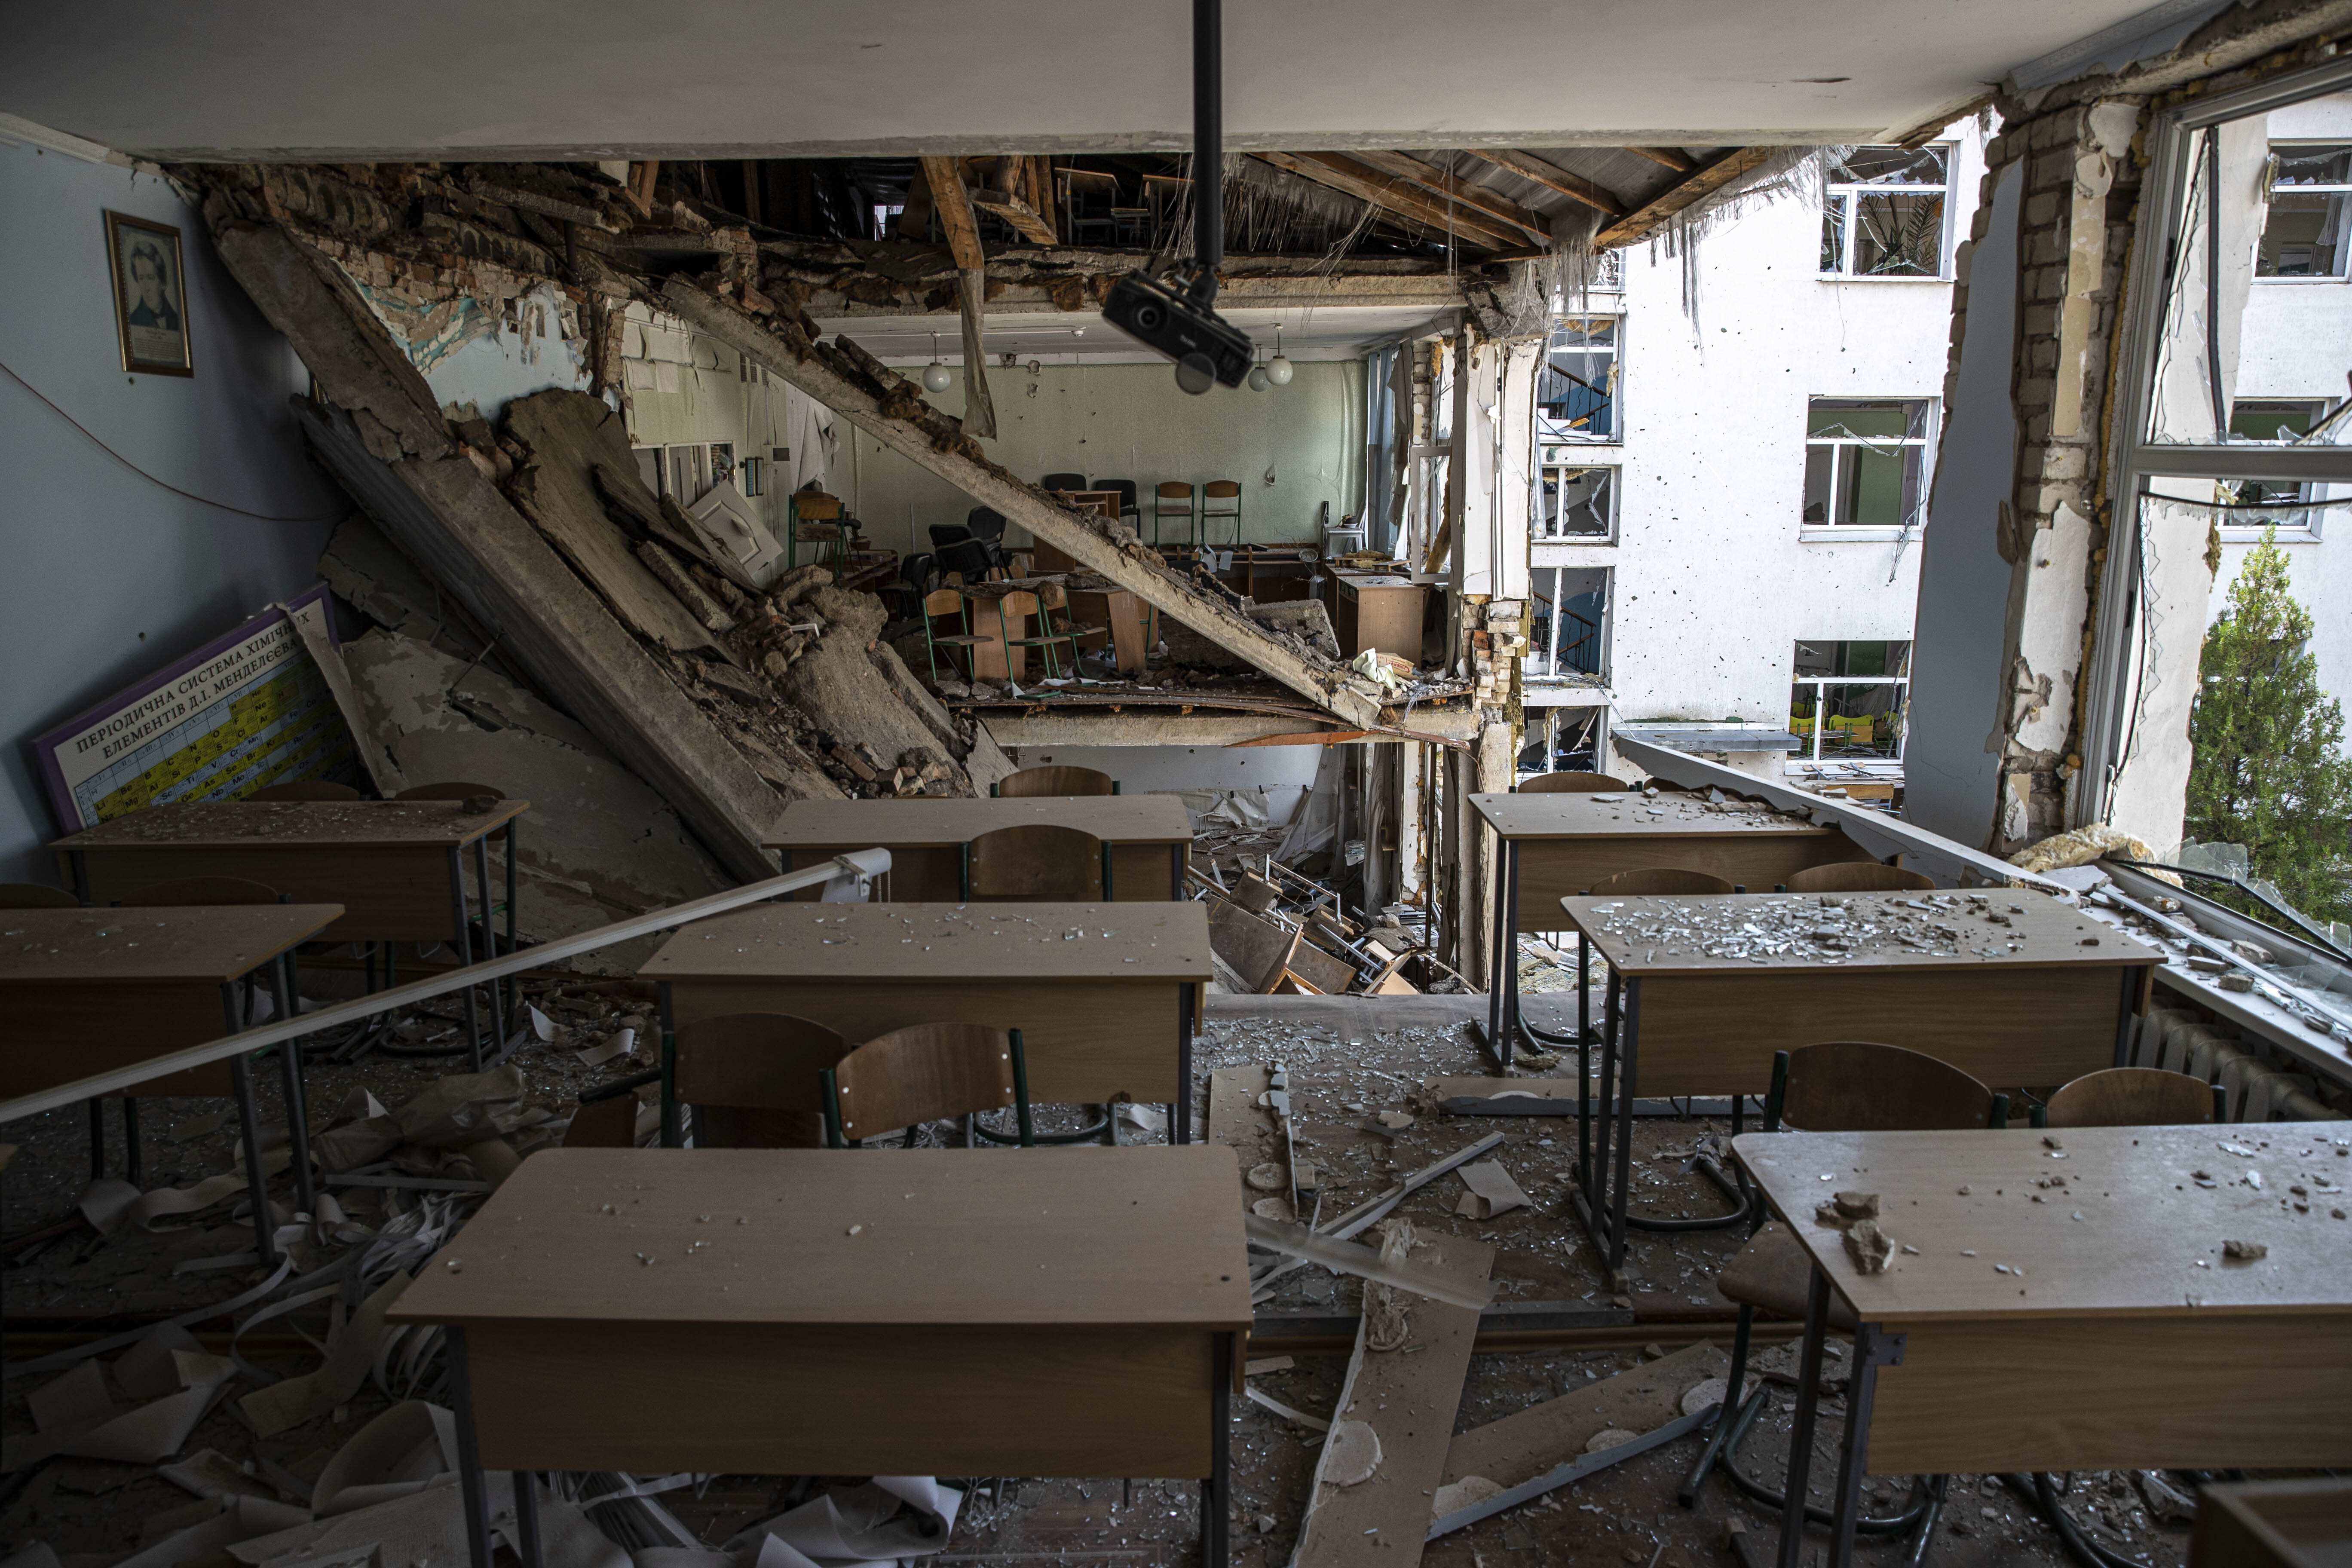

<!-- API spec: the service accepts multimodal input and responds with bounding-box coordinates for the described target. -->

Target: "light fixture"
[922,331,952,393]
[1268,325,1294,386]
[1247,344,1271,392]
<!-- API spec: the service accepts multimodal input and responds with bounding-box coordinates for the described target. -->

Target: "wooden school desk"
[0,903,343,1263]
[766,796,1194,902]
[1556,890,2160,1274]
[1733,1123,2352,1568]
[640,899,1213,1142]
[52,797,530,1064]
[391,1145,1253,1568]
[1328,570,1427,661]
[1471,789,1860,1061]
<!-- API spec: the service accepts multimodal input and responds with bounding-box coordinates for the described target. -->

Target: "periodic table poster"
[31,584,359,834]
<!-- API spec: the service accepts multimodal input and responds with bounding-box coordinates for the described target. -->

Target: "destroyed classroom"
[3,3,2352,1567]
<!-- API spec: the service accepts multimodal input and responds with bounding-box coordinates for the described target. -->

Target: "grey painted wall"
[1902,160,2024,850]
[0,140,344,883]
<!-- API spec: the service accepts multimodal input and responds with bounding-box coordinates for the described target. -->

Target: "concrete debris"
[1582,1428,1642,1455]
[1843,1219,1894,1274]
[2220,1238,2268,1261]
[1813,1190,1880,1229]
[1247,1161,1289,1192]
[1323,1421,1384,1485]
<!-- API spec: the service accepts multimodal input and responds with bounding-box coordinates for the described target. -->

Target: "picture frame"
[104,210,194,376]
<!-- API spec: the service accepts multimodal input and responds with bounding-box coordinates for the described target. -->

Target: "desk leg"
[447,846,483,1072]
[270,960,316,1222]
[1823,1322,1893,1568]
[658,983,682,1149]
[514,1466,545,1568]
[1611,978,1640,1273]
[1203,1330,1232,1568]
[1583,971,1621,1271]
[447,1326,497,1568]
[1171,843,1184,900]
[223,985,279,1269]
[1483,836,1510,1069]
[1174,982,1195,1145]
[475,835,506,1044]
[1576,937,1592,1200]
[2114,964,2144,1069]
[1501,842,1522,1055]
[505,819,520,984]
[1774,1268,1833,1568]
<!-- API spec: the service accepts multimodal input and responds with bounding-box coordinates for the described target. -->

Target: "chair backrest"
[1041,472,1087,492]
[1092,479,1138,509]
[1520,771,1635,794]
[1774,1041,1999,1132]
[928,523,975,549]
[248,781,361,802]
[1586,867,1736,897]
[968,824,1105,899]
[922,587,967,618]
[0,883,78,909]
[1202,480,1242,502]
[674,1012,851,1148]
[1783,860,1937,894]
[793,491,843,521]
[824,1023,1028,1145]
[1155,482,1195,503]
[997,766,1115,798]
[2043,1066,2216,1129]
[394,781,502,802]
[119,876,283,907]
[937,538,996,580]
[965,507,1008,542]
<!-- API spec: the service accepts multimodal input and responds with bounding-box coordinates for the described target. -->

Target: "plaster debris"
[2220,1238,2267,1261]
[1323,1420,1384,1486]
[1843,1219,1894,1274]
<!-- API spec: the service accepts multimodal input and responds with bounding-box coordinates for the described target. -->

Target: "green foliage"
[2185,532,2352,924]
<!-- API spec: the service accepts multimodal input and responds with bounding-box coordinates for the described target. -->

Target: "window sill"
[1531,534,1619,547]
[1814,273,1952,285]
[2251,275,2350,284]
[2220,526,2320,543]
[1800,526,1911,542]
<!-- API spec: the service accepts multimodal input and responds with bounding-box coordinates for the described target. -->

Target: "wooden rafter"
[1252,151,1523,251]
[1624,147,1697,173]
[1468,150,1625,220]
[1348,151,1552,245]
[1592,146,1775,249]
[917,155,996,437]
[920,155,985,270]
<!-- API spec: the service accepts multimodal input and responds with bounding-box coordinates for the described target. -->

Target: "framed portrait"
[104,211,193,376]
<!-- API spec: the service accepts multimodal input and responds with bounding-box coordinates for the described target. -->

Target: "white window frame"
[1802,397,1935,534]
[1533,458,1619,542]
[1526,566,1609,684]
[1536,316,1621,444]
[2254,139,2352,281]
[1788,641,1911,766]
[2219,398,2335,540]
[1820,145,1956,280]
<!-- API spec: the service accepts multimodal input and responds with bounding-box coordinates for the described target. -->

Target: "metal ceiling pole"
[1194,0,1222,276]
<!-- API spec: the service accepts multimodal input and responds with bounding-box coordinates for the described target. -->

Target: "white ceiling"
[2,0,2168,161]
[818,306,1457,366]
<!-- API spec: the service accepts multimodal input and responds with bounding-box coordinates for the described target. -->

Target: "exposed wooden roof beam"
[1593,147,1775,249]
[1624,147,1697,173]
[919,155,985,270]
[1252,152,1522,251]
[1348,150,1552,245]
[1468,150,1626,220]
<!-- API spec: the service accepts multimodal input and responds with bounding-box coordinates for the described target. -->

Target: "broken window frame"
[2088,57,2352,830]
[1533,459,1618,541]
[1525,566,1608,683]
[1536,316,1620,444]
[1819,145,1954,279]
[1788,640,1911,765]
[1801,398,1933,529]
[2255,139,2352,278]
[2219,398,2334,539]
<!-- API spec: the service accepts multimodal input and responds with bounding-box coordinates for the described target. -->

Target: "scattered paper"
[1452,1159,1530,1220]
[576,1026,638,1068]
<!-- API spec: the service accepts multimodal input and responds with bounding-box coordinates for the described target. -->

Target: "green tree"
[2185,531,2352,924]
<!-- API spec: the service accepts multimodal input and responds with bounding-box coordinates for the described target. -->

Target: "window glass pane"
[1810,400,1915,439]
[1538,320,1618,441]
[1536,465,1614,538]
[1852,192,1945,275]
[1802,447,1834,523]
[1821,199,1848,273]
[1843,444,1919,527]
[2273,142,2352,184]
[1830,147,1949,185]
[1816,683,1905,758]
[2228,399,2323,440]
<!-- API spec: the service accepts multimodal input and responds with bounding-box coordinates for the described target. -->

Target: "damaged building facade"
[2,2,2352,1565]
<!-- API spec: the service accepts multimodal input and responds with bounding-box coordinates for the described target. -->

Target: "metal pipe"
[1192,0,1222,279]
[0,850,893,1126]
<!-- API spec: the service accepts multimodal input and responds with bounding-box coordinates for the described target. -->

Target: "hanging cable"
[0,358,344,524]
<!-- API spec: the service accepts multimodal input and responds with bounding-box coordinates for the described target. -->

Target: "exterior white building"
[2207,90,2352,729]
[1520,120,1992,800]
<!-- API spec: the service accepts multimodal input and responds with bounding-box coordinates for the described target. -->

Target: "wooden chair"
[2037,1066,2222,1128]
[1004,581,1110,679]
[117,876,285,907]
[788,490,846,578]
[919,587,989,684]
[994,766,1116,798]
[822,1023,1033,1148]
[662,1012,850,1149]
[1519,771,1635,793]
[1152,482,1197,548]
[987,589,1044,683]
[1200,480,1243,548]
[0,883,77,908]
[1782,861,1936,894]
[1683,1041,2003,1531]
[1092,478,1140,526]
[962,824,1110,900]
[248,780,361,802]
[1585,867,1737,897]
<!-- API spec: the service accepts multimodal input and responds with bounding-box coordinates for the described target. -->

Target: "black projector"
[1101,270,1255,394]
